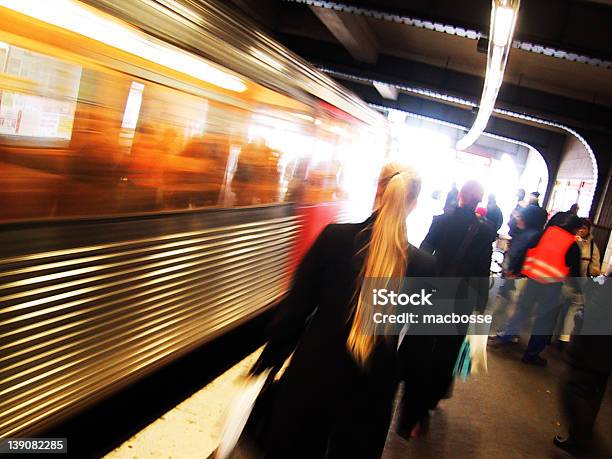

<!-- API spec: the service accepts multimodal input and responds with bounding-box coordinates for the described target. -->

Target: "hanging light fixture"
[456,0,519,151]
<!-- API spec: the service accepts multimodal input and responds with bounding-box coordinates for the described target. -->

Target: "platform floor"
[105,341,612,459]
[104,350,262,459]
[383,341,612,459]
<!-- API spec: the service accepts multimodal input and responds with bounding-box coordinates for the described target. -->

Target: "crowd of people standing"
[236,162,608,458]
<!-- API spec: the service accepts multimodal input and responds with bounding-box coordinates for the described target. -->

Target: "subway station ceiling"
[226,0,612,138]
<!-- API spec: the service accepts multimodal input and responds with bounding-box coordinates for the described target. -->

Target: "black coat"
[566,278,612,373]
[420,206,496,313]
[421,206,496,277]
[252,215,436,459]
[486,203,504,232]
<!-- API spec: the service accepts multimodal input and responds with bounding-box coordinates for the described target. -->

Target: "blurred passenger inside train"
[486,194,504,233]
[0,139,65,220]
[178,134,230,207]
[302,159,342,204]
[126,123,164,211]
[162,131,230,209]
[494,213,582,365]
[249,162,436,459]
[231,138,280,206]
[59,105,126,216]
[284,158,309,203]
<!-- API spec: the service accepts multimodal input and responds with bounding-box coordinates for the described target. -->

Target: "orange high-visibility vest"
[521,226,576,283]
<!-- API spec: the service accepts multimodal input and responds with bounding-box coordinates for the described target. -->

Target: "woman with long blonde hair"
[250,161,436,458]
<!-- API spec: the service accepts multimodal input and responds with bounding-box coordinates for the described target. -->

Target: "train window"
[0,43,81,141]
[227,111,317,207]
[0,3,385,223]
[120,81,145,138]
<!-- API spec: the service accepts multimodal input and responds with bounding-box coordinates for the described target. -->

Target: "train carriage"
[0,0,389,437]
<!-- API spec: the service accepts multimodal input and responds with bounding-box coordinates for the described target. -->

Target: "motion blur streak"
[0,0,388,438]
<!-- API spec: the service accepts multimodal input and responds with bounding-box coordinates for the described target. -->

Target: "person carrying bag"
[218,162,436,459]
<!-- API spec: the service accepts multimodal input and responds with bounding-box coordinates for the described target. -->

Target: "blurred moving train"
[0,0,390,436]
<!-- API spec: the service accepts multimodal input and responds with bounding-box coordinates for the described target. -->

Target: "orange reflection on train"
[0,6,382,222]
[0,0,389,439]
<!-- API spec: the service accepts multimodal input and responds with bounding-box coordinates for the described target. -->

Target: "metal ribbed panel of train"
[0,0,388,436]
[0,206,300,436]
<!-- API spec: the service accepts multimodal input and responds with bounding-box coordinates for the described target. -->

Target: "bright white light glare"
[492,6,515,47]
[487,66,503,88]
[0,0,247,92]
[490,46,503,71]
[293,113,314,122]
[328,125,349,138]
[456,109,492,151]
[0,40,9,52]
[387,108,407,124]
[121,81,144,130]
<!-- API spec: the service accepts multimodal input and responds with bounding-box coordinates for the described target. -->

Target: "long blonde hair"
[347,162,421,366]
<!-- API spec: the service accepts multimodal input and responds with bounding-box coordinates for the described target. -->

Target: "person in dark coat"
[555,335,612,455]
[497,204,547,301]
[508,188,526,238]
[443,182,458,213]
[554,275,612,455]
[505,205,547,276]
[547,203,580,229]
[250,162,436,459]
[397,181,495,435]
[495,214,582,365]
[486,194,504,233]
[420,180,496,309]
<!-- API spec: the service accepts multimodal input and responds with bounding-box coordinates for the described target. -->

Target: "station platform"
[102,339,612,459]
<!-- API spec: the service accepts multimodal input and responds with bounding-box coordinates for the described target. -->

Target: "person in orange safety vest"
[521,225,577,283]
[494,213,582,366]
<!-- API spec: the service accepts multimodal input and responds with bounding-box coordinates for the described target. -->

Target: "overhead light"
[490,45,503,69]
[492,6,516,47]
[0,0,247,92]
[456,0,519,151]
[487,64,503,89]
